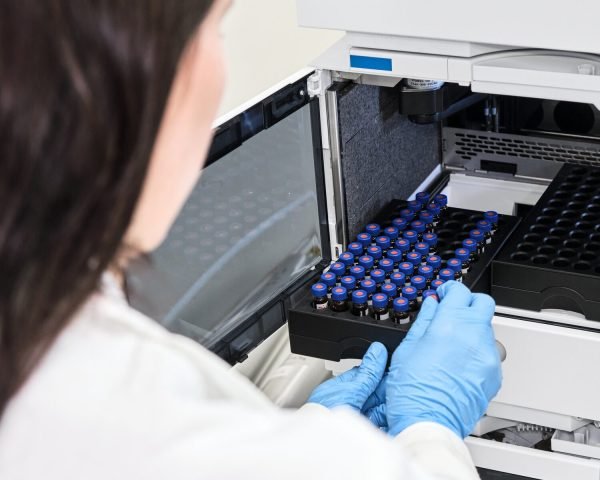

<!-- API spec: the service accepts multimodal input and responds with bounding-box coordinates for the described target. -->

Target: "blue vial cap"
[439,269,455,282]
[367,246,383,260]
[410,221,426,233]
[348,242,364,256]
[357,233,372,247]
[381,283,397,297]
[390,272,406,286]
[399,262,414,276]
[341,276,356,290]
[434,193,448,207]
[431,279,445,290]
[423,289,439,301]
[477,220,492,233]
[352,289,368,305]
[360,279,376,294]
[395,238,411,252]
[350,265,366,280]
[426,255,442,269]
[455,249,470,262]
[411,275,427,290]
[447,258,462,272]
[419,211,434,225]
[416,191,431,206]
[366,223,381,237]
[331,286,348,302]
[379,258,394,273]
[330,262,346,276]
[376,236,391,250]
[400,209,415,221]
[470,229,485,243]
[407,200,422,212]
[402,286,418,301]
[423,232,438,247]
[418,265,434,279]
[392,218,409,231]
[384,226,399,240]
[393,297,410,313]
[485,211,499,224]
[373,293,389,309]
[339,252,355,267]
[358,255,374,270]
[462,239,477,253]
[320,272,337,287]
[403,230,418,244]
[386,249,403,263]
[406,252,422,266]
[371,269,386,284]
[311,283,328,298]
[427,203,441,216]
[415,242,430,256]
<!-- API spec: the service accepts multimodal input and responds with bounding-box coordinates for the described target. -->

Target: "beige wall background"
[219,0,343,116]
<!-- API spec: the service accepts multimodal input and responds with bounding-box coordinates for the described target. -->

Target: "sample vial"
[410,221,426,240]
[311,283,329,311]
[349,265,366,282]
[446,258,463,282]
[406,252,422,272]
[434,193,448,211]
[393,297,411,325]
[426,255,442,276]
[399,262,414,284]
[372,293,390,321]
[386,249,403,269]
[358,255,375,272]
[403,230,418,245]
[454,248,471,274]
[329,262,347,283]
[380,283,397,306]
[439,268,455,283]
[395,238,411,257]
[419,211,435,233]
[384,226,399,242]
[339,252,355,270]
[422,289,439,302]
[484,211,499,234]
[348,242,364,257]
[427,203,442,226]
[379,258,395,278]
[418,265,435,286]
[411,275,427,302]
[422,233,439,254]
[367,246,383,265]
[414,242,430,263]
[392,217,409,231]
[430,279,445,291]
[330,286,349,312]
[469,229,486,255]
[370,269,386,289]
[462,238,479,262]
[400,209,415,222]
[416,191,431,207]
[351,289,369,317]
[390,272,407,294]
[476,220,493,245]
[320,272,337,294]
[357,232,372,249]
[407,200,422,212]
[375,236,391,255]
[401,286,419,312]
[360,279,377,305]
[366,223,382,242]
[341,276,357,293]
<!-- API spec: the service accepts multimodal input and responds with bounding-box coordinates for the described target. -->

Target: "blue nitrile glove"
[386,281,502,438]
[308,342,388,420]
[361,374,388,431]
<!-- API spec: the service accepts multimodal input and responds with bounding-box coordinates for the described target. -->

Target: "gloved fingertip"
[470,293,496,319]
[366,342,388,361]
[437,281,472,308]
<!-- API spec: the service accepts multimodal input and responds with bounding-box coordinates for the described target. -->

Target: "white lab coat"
[0,277,480,479]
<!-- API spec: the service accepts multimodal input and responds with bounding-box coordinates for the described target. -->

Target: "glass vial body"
[330,286,349,312]
[311,283,329,311]
[372,293,390,321]
[393,297,411,325]
[351,290,369,317]
[402,286,419,312]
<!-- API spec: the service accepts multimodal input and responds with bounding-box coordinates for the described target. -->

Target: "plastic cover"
[127,103,322,349]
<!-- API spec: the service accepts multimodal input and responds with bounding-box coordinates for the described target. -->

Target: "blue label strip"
[350,55,393,72]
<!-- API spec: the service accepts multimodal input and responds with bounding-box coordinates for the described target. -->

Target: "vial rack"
[492,164,600,320]
[288,200,519,361]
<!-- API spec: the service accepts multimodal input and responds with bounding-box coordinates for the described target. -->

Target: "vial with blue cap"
[423,232,438,254]
[455,248,471,274]
[375,236,391,255]
[349,265,366,282]
[430,278,445,291]
[399,262,415,283]
[370,269,386,289]
[386,248,403,269]
[379,258,394,279]
[406,252,422,272]
[329,262,346,284]
[407,200,422,213]
[439,268,455,283]
[380,283,397,307]
[419,211,435,233]
[462,238,479,262]
[390,272,407,293]
[418,265,435,287]
[395,238,411,258]
[367,245,383,266]
[423,289,439,302]
[434,193,448,211]
[384,226,399,242]
[393,297,410,324]
[365,223,381,242]
[320,272,337,295]
[348,242,364,257]
[360,279,377,305]
[410,220,426,240]
[392,217,409,232]
[426,255,442,276]
[416,191,430,207]
[339,252,355,270]
[401,286,419,312]
[484,211,499,234]
[330,286,349,312]
[470,228,486,254]
[351,289,369,317]
[410,275,427,302]
[427,203,442,226]
[372,293,390,321]
[400,209,415,222]
[358,255,375,273]
[414,242,430,263]
[446,258,463,282]
[311,283,329,310]
[403,230,418,245]
[357,232,372,249]
[477,219,493,245]
[341,276,357,293]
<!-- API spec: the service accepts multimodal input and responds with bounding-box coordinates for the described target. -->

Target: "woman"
[0,1,502,479]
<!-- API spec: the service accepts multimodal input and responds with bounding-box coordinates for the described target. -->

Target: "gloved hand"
[307,342,388,425]
[361,374,388,431]
[386,281,502,438]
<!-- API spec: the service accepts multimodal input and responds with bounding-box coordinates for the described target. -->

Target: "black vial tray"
[288,201,519,361]
[492,164,600,320]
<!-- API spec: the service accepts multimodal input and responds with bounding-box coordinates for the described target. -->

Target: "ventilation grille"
[446,128,600,167]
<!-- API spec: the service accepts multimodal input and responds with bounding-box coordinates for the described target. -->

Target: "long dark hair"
[0,0,215,415]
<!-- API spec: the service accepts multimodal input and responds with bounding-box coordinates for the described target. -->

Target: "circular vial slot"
[576,221,593,232]
[543,236,561,246]
[450,211,469,222]
[580,252,597,262]
[439,249,456,261]
[553,190,570,200]
[530,224,549,235]
[561,209,579,220]
[536,216,554,226]
[463,222,477,232]
[558,248,577,258]
[574,261,591,271]
[591,195,600,205]
[511,252,529,262]
[549,199,566,208]
[517,242,536,253]
[588,204,600,214]
[560,182,577,191]
[564,239,582,249]
[590,233,600,243]
[555,219,574,229]
[566,174,584,183]
[578,185,595,195]
[450,240,464,250]
[586,242,600,252]
[443,220,462,231]
[570,230,587,240]
[542,207,559,216]
[553,258,570,268]
[436,229,454,241]
[582,213,600,224]
[549,227,568,238]
[538,245,556,255]
[567,201,585,211]
[572,167,588,175]
[574,193,592,203]
[524,233,542,243]
[532,255,549,265]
